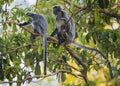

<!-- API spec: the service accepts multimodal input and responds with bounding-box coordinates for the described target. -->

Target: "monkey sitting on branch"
[51,5,104,54]
[50,5,113,79]
[19,12,48,75]
[51,5,75,44]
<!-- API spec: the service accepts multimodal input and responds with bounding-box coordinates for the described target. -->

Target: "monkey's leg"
[57,32,66,44]
[31,29,40,39]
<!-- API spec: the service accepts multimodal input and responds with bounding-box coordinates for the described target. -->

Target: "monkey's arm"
[19,22,30,26]
[19,19,32,26]
[50,28,58,36]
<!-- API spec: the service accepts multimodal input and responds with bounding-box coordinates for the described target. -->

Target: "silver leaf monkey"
[51,6,113,79]
[51,5,75,44]
[20,12,48,75]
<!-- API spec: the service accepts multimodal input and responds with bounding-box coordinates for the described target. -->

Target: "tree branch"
[0,21,35,35]
[34,0,39,12]
[65,46,89,85]
[64,0,87,10]
[65,46,87,69]
[0,21,58,43]
[0,43,40,55]
[64,0,113,79]
[64,0,120,19]
[0,20,113,83]
[49,58,80,72]
[0,70,81,84]
[100,10,120,18]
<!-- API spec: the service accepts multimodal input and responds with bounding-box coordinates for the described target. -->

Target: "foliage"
[0,0,120,86]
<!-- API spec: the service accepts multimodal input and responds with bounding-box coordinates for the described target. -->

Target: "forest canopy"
[0,0,120,86]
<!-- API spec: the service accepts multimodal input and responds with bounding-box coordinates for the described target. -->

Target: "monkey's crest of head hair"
[53,5,62,11]
[25,11,35,17]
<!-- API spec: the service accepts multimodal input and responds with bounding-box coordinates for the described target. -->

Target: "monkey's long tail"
[72,41,113,79]
[43,33,47,75]
[72,41,107,59]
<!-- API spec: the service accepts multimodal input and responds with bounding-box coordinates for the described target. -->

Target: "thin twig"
[0,70,81,84]
[0,20,113,81]
[64,0,120,19]
[49,58,80,72]
[0,43,40,55]
[34,0,39,12]
[65,46,87,68]
[100,10,120,18]
[0,21,58,42]
[64,0,113,79]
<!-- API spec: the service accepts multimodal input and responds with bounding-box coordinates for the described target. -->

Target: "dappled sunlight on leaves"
[0,0,120,86]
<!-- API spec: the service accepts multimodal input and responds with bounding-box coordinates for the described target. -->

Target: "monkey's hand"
[50,28,58,37]
[19,21,31,27]
[19,23,24,27]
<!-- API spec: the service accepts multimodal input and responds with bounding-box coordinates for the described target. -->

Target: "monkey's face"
[25,12,35,17]
[53,5,62,15]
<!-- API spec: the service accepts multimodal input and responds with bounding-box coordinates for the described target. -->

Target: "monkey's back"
[69,17,75,42]
[62,11,75,43]
[31,14,48,34]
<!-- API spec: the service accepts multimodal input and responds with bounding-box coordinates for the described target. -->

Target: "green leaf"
[75,32,78,38]
[70,0,75,11]
[53,63,59,71]
[38,46,42,55]
[53,43,60,48]
[101,31,109,39]
[0,38,4,51]
[94,9,100,22]
[85,33,92,43]
[62,54,69,63]
[12,24,17,33]
[110,33,117,42]
[0,70,4,80]
[98,0,109,9]
[65,66,72,72]
[25,53,33,67]
[61,73,66,82]
[3,23,7,30]
[35,63,41,76]
[17,75,22,86]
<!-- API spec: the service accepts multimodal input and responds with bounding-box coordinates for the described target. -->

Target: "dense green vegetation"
[0,0,120,86]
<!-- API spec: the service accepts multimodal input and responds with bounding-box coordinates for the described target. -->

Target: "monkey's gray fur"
[51,5,75,44]
[20,12,48,75]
